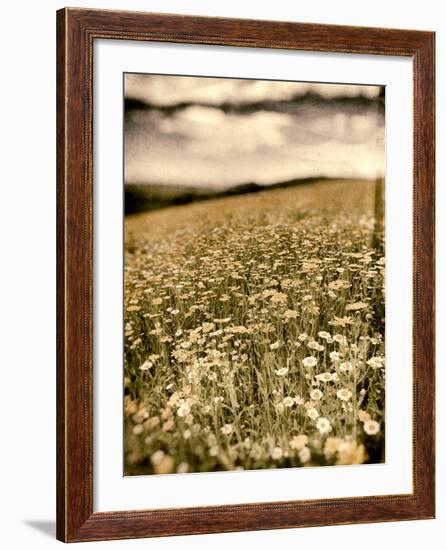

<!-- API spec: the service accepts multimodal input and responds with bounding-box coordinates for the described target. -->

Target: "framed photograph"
[56,8,435,542]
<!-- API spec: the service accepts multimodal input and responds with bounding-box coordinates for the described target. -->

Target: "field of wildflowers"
[124,179,385,475]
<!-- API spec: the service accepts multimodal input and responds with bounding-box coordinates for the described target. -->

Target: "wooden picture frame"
[56,7,435,542]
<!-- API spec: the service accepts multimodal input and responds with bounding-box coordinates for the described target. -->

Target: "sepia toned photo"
[123,73,385,476]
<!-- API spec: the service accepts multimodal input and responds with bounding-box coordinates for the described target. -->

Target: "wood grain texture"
[56,7,435,542]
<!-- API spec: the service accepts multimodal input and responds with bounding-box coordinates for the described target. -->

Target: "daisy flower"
[220,423,233,436]
[307,407,320,420]
[316,417,332,434]
[271,447,283,460]
[298,446,311,463]
[310,389,323,401]
[302,356,317,368]
[336,388,352,401]
[363,420,381,435]
[275,367,289,376]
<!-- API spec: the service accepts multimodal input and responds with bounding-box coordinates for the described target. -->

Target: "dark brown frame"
[57,7,435,542]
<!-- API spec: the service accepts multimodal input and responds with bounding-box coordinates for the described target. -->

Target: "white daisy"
[364,420,381,435]
[316,417,332,434]
[302,356,317,368]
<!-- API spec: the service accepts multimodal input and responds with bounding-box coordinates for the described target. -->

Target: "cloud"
[125,74,382,106]
[124,75,384,187]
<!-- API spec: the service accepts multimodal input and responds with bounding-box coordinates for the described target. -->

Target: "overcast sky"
[124,74,385,188]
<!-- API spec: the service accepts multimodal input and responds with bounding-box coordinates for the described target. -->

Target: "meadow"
[124,179,385,475]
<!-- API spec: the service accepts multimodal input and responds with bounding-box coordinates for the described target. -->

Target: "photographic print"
[123,74,385,476]
[57,10,435,540]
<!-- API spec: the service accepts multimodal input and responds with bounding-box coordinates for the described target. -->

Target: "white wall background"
[0,1,443,548]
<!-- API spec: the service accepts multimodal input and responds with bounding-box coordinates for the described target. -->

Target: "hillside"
[124,176,332,214]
